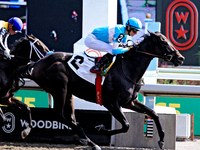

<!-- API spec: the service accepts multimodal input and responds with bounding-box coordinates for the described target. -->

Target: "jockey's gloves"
[112,47,128,55]
[4,48,11,59]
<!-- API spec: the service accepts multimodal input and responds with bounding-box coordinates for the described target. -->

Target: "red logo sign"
[166,0,198,51]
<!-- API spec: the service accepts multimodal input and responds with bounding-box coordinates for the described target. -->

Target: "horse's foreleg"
[101,105,129,136]
[3,97,33,139]
[10,97,33,127]
[123,99,164,149]
[53,91,101,150]
[0,107,7,126]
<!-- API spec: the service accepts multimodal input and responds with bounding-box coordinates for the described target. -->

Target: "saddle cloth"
[67,49,106,85]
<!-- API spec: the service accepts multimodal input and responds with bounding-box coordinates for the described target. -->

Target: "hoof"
[21,126,31,139]
[79,138,88,145]
[158,140,164,149]
[21,130,27,139]
[92,145,101,150]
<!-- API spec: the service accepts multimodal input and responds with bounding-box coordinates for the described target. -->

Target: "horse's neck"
[117,44,154,83]
[138,43,154,67]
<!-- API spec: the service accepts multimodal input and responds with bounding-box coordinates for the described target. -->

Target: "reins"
[29,39,45,59]
[135,49,167,60]
[120,34,174,86]
[13,38,45,60]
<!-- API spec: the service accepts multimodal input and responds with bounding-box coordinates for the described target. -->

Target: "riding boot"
[90,53,113,74]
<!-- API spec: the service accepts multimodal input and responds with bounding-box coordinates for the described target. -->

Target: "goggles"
[12,25,21,33]
[132,28,139,33]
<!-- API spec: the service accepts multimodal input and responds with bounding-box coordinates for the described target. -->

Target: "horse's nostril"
[179,56,185,61]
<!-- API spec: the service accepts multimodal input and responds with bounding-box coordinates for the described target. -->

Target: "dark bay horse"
[17,31,184,150]
[0,34,50,139]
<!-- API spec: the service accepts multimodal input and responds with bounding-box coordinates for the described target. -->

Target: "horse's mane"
[137,32,162,46]
[10,37,26,53]
[121,32,158,58]
[137,33,150,46]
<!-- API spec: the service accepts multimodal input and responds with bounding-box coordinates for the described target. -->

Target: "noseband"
[29,39,45,60]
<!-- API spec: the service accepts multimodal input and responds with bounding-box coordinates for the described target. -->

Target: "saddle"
[68,50,109,105]
[84,50,116,76]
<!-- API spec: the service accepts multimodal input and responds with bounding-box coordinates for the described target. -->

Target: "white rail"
[22,79,200,98]
[157,67,200,80]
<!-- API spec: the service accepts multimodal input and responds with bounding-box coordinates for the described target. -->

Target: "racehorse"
[0,34,50,139]
[16,31,184,150]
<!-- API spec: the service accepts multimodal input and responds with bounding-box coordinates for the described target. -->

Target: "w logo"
[2,112,15,133]
[166,0,198,51]
[175,12,189,24]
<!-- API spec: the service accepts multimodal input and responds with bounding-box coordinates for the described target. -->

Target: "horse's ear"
[148,30,157,38]
[25,34,31,40]
[148,30,155,35]
[26,34,35,41]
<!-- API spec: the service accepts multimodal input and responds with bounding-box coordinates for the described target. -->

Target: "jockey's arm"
[112,42,129,55]
[0,27,8,51]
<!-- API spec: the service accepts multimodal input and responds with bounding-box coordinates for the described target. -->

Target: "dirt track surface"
[1,138,200,150]
[0,142,158,150]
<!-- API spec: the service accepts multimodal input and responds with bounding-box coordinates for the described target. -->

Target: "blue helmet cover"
[125,17,142,31]
[8,17,23,32]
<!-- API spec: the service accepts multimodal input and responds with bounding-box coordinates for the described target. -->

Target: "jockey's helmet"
[8,17,23,33]
[125,17,142,31]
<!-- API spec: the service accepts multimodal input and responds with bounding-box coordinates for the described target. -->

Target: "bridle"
[14,38,46,60]
[134,35,177,62]
[120,34,177,85]
[29,39,45,60]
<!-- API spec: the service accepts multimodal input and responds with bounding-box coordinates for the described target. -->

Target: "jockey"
[0,17,23,60]
[84,17,142,74]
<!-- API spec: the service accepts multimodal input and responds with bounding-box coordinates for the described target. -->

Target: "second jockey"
[0,17,23,60]
[84,17,142,74]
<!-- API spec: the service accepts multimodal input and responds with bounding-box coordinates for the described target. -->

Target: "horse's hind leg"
[66,95,101,149]
[53,92,101,150]
[123,99,164,149]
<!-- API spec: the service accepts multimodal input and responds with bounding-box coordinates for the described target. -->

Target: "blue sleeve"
[113,25,127,43]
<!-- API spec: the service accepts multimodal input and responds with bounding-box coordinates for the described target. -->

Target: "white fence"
[157,67,200,80]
